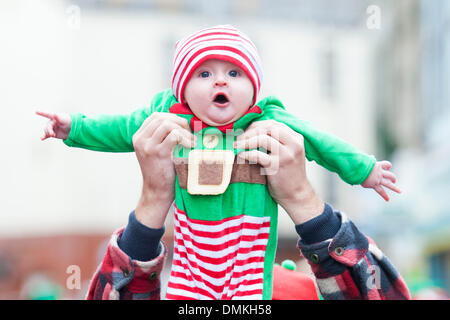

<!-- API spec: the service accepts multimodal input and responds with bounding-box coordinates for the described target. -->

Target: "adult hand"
[132,113,196,228]
[234,120,324,225]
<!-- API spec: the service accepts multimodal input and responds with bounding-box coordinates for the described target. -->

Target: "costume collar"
[169,103,262,133]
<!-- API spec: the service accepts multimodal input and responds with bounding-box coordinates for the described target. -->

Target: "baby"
[37,25,400,300]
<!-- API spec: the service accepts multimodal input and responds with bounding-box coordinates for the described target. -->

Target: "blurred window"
[319,45,336,101]
[420,0,450,125]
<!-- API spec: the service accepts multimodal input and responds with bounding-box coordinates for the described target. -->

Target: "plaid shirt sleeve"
[297,210,411,300]
[86,227,166,300]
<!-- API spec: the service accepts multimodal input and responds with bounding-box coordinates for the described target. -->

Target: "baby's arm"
[36,89,177,152]
[36,110,143,152]
[256,96,401,201]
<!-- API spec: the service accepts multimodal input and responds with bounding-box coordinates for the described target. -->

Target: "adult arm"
[85,223,166,300]
[86,113,195,300]
[294,202,410,299]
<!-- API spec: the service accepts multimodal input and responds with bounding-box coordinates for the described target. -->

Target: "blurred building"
[416,0,450,295]
[374,0,422,156]
[365,0,450,295]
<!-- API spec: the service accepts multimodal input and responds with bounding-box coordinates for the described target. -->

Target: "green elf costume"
[63,25,375,300]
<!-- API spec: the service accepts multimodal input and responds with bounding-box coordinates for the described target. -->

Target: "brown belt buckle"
[187,149,235,195]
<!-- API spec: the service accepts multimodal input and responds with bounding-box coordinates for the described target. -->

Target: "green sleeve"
[63,89,178,152]
[256,96,376,185]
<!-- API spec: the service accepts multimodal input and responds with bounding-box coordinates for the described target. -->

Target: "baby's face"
[183,59,254,127]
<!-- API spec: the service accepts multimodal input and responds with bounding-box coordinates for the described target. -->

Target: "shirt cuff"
[295,203,341,244]
[63,113,81,147]
[118,211,165,261]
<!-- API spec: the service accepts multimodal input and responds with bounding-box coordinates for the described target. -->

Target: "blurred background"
[0,0,449,300]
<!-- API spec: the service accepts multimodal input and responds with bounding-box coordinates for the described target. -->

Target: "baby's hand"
[361,160,402,201]
[36,111,72,140]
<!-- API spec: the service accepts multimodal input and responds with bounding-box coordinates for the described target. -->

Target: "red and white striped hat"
[171,25,263,106]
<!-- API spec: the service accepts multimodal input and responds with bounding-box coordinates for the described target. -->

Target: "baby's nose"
[214,76,227,87]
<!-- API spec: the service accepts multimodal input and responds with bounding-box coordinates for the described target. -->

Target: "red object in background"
[272,264,319,300]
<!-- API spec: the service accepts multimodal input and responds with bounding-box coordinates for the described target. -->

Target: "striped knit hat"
[171,25,263,106]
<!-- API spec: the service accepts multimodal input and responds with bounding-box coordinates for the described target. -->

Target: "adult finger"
[236,149,272,168]
[160,128,196,155]
[165,113,191,131]
[149,113,191,133]
[234,133,285,154]
[151,114,191,140]
[235,123,269,142]
[267,124,304,148]
[132,114,161,146]
[237,120,300,146]
[236,121,277,143]
[134,113,191,144]
[152,119,195,145]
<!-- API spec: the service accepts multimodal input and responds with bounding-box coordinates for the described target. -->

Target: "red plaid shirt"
[86,211,410,300]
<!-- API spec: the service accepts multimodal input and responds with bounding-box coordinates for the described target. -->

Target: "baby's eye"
[229,70,238,77]
[200,71,210,78]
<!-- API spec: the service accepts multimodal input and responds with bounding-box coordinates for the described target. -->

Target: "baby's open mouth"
[213,93,229,104]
